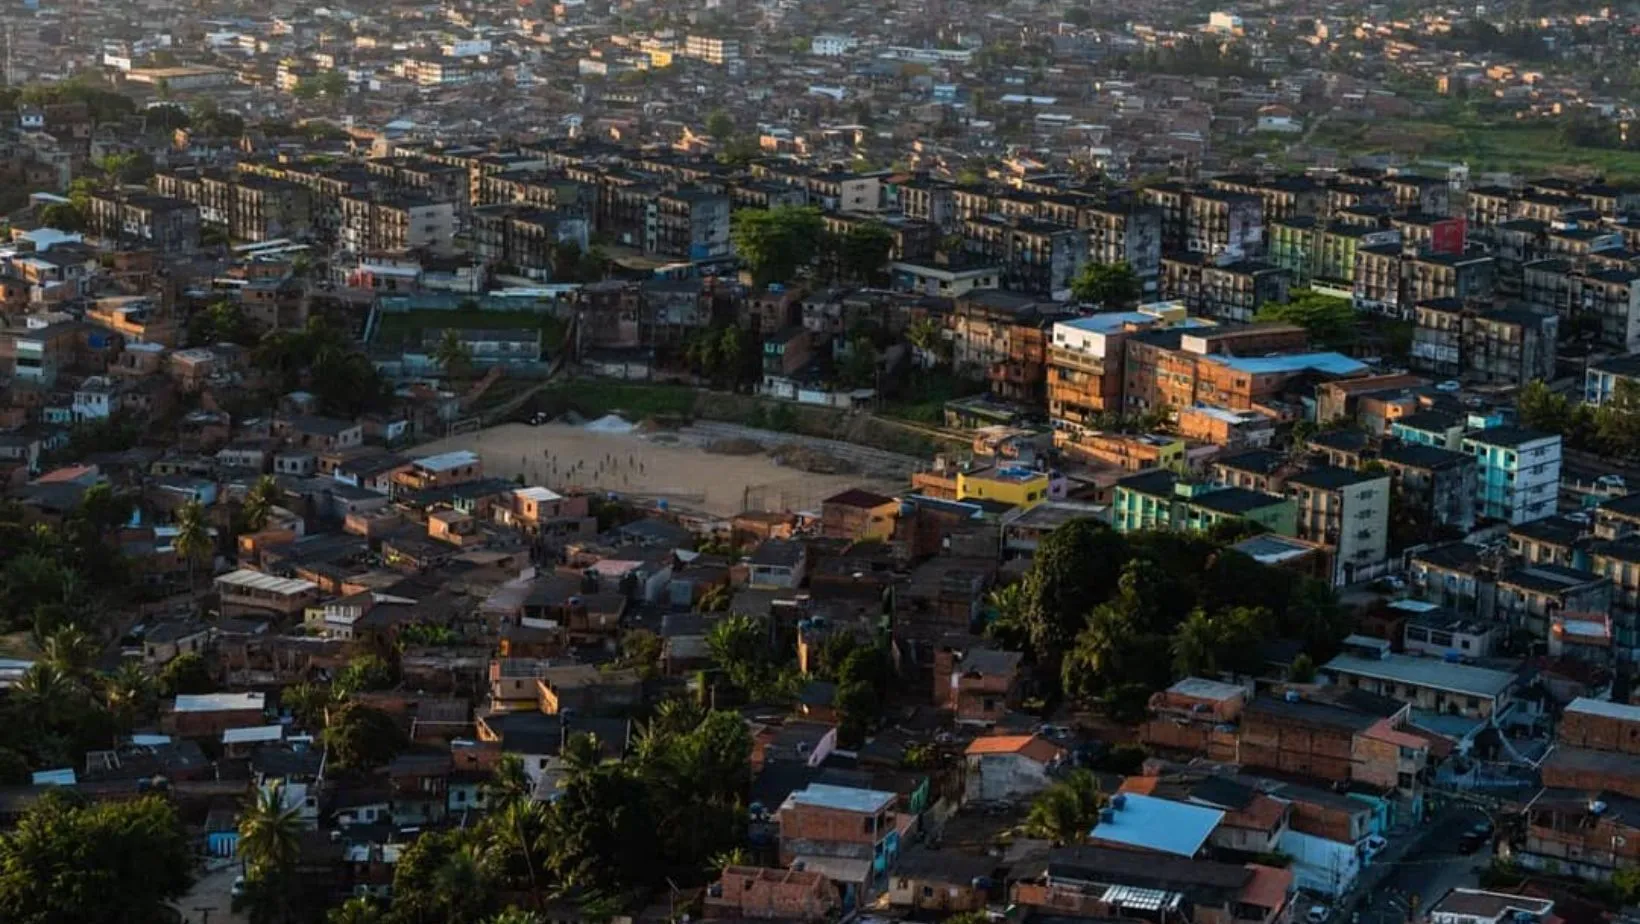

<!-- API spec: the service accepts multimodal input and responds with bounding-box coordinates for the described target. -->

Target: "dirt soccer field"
[417,422,904,517]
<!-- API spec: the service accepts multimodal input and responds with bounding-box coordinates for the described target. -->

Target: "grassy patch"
[375,309,569,352]
[1314,116,1640,180]
[529,381,700,420]
[880,372,987,425]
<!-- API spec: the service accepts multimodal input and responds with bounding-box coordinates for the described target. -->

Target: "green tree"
[282,681,330,729]
[485,753,533,809]
[705,108,736,141]
[324,702,405,770]
[1069,261,1142,308]
[1289,652,1317,683]
[389,828,496,924]
[41,624,97,679]
[158,651,214,697]
[1256,290,1357,349]
[731,206,824,285]
[174,500,212,594]
[238,785,303,880]
[0,791,193,924]
[552,762,660,896]
[293,78,320,101]
[618,628,663,680]
[832,223,895,284]
[435,329,475,380]
[318,70,348,99]
[333,653,396,699]
[1516,380,1571,432]
[1022,769,1106,844]
[1018,519,1129,678]
[37,202,84,231]
[706,613,773,695]
[103,660,155,734]
[242,475,282,532]
[328,897,388,924]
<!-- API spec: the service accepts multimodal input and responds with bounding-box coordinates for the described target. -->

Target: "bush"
[1097,744,1149,776]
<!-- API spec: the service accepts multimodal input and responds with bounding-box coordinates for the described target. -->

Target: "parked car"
[1307,904,1330,924]
[1363,834,1388,858]
[1457,822,1492,854]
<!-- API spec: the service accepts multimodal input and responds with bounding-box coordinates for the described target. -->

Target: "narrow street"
[1352,807,1490,924]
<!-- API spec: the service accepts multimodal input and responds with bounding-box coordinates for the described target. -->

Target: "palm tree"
[238,785,303,880]
[435,329,474,380]
[485,753,532,809]
[282,682,331,729]
[561,732,604,775]
[14,662,77,727]
[327,897,387,924]
[242,475,281,532]
[1021,770,1106,845]
[173,500,212,595]
[104,660,154,734]
[42,624,98,679]
[1171,609,1223,679]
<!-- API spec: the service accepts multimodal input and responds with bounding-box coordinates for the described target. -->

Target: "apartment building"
[339,194,456,255]
[683,34,740,64]
[1047,310,1170,430]
[1585,353,1640,406]
[1123,322,1352,413]
[1186,188,1263,258]
[1113,470,1296,536]
[1403,252,1497,312]
[961,215,1087,298]
[1377,441,1478,533]
[85,192,200,252]
[1267,216,1317,287]
[1284,467,1391,586]
[1462,306,1557,386]
[648,187,730,260]
[471,205,591,278]
[1077,195,1163,293]
[1462,426,1562,525]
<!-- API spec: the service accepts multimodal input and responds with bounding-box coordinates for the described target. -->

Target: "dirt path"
[418,422,905,517]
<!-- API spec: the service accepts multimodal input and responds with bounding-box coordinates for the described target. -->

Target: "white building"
[684,35,740,65]
[72,376,121,422]
[1285,467,1391,586]
[811,34,858,56]
[1462,426,1562,525]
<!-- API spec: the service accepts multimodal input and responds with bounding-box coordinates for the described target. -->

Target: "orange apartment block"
[1124,323,1343,413]
[705,867,840,921]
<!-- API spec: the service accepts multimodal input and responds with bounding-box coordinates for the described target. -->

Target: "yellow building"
[956,464,1051,509]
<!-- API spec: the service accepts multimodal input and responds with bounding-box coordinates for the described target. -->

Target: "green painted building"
[1112,470,1297,537]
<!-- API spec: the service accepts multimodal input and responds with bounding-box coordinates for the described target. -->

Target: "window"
[862,816,875,834]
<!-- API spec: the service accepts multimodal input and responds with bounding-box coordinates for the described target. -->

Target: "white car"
[1436,380,1461,393]
[1307,905,1330,924]
[231,876,247,899]
[1363,834,1388,857]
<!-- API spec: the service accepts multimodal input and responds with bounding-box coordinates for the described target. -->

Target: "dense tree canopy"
[992,519,1349,718]
[731,206,824,285]
[1256,290,1357,349]
[0,791,193,924]
[1070,261,1142,308]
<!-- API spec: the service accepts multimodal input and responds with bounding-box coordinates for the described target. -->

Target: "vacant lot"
[417,422,903,516]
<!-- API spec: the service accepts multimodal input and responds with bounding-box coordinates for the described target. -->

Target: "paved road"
[1352,807,1489,924]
